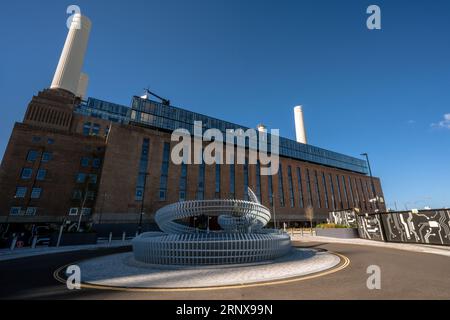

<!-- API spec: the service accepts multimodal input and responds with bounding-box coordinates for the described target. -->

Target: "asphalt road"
[1,241,449,300]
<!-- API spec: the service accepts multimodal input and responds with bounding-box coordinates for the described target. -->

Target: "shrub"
[315,223,349,229]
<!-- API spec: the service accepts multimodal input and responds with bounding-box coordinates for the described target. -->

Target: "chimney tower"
[294,106,307,144]
[51,14,92,96]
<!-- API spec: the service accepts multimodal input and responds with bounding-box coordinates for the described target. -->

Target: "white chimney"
[51,14,92,96]
[76,73,89,99]
[294,105,307,144]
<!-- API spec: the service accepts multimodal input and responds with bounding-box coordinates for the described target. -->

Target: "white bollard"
[31,235,38,249]
[135,231,138,237]
[108,232,113,245]
[122,232,126,241]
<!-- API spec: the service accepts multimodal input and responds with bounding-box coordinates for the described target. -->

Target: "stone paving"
[77,248,340,288]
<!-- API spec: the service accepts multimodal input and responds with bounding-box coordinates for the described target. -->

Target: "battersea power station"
[0,14,385,237]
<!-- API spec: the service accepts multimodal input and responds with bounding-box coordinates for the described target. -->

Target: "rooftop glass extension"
[75,96,368,174]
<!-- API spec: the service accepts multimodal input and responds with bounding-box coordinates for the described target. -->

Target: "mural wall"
[329,209,450,246]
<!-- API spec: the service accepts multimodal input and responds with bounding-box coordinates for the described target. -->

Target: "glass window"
[305,169,313,207]
[41,152,52,163]
[25,207,37,216]
[76,173,86,183]
[256,161,262,202]
[72,190,82,200]
[159,143,171,201]
[92,158,101,168]
[32,137,41,143]
[342,175,349,208]
[135,138,150,201]
[296,167,304,208]
[230,163,235,199]
[322,173,329,209]
[278,164,285,207]
[215,163,221,199]
[243,160,249,201]
[10,207,22,216]
[179,162,188,201]
[47,138,55,145]
[21,168,33,180]
[314,171,321,208]
[92,123,101,136]
[86,191,95,200]
[27,150,39,162]
[81,157,90,167]
[329,174,336,210]
[69,208,79,216]
[36,169,47,181]
[31,188,42,199]
[15,187,27,198]
[81,208,92,216]
[89,174,98,184]
[287,166,295,208]
[83,122,92,136]
[336,175,343,209]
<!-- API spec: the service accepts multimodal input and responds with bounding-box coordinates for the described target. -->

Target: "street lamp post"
[361,153,379,211]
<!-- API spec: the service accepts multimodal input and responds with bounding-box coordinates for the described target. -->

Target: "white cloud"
[431,114,450,129]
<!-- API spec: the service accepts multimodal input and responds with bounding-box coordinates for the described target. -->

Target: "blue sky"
[1,0,449,209]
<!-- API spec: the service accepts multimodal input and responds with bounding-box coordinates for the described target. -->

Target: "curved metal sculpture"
[132,188,292,265]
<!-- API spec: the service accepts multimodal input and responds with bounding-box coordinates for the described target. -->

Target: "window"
[47,138,55,145]
[336,175,343,209]
[89,174,98,184]
[322,173,329,209]
[314,171,321,208]
[268,173,273,206]
[15,187,27,198]
[72,190,82,200]
[179,162,187,201]
[329,174,337,210]
[92,123,100,136]
[21,168,33,180]
[92,158,101,168]
[36,169,47,181]
[230,163,235,199]
[256,161,262,202]
[215,163,221,199]
[341,176,349,208]
[81,208,92,216]
[305,169,313,207]
[296,167,304,208]
[135,138,150,201]
[31,188,42,199]
[26,207,37,216]
[10,207,22,216]
[69,208,79,216]
[243,159,249,201]
[86,191,95,200]
[347,176,355,208]
[278,164,285,207]
[41,152,52,163]
[76,173,86,183]
[287,166,295,208]
[81,157,90,167]
[27,150,39,162]
[159,143,170,201]
[32,136,41,143]
[83,122,92,136]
